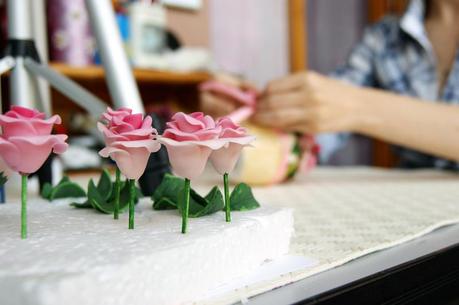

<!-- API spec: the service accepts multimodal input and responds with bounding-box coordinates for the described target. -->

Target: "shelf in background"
[50,62,211,85]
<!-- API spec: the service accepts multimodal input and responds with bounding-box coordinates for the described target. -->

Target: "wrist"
[346,86,379,134]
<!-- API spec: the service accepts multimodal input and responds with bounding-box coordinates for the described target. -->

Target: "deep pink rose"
[210,117,255,174]
[98,109,160,180]
[160,112,224,180]
[0,106,68,174]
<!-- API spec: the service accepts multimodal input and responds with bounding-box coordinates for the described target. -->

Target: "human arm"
[253,71,459,162]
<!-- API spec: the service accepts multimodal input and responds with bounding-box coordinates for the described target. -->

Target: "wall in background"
[307,0,367,74]
[209,0,289,87]
[166,0,209,47]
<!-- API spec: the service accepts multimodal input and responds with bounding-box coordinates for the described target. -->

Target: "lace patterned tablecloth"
[198,167,459,304]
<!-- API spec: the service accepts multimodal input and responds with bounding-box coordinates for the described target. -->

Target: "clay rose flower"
[0,156,11,179]
[100,106,132,123]
[98,110,161,180]
[159,112,224,180]
[0,106,68,174]
[210,117,255,175]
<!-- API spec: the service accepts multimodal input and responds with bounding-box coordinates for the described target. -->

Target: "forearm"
[352,87,459,162]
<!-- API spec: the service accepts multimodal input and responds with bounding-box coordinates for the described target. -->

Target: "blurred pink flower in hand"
[210,117,255,175]
[160,112,224,180]
[98,109,160,180]
[0,106,68,174]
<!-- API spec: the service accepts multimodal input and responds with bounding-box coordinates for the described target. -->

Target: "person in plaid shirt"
[203,0,459,168]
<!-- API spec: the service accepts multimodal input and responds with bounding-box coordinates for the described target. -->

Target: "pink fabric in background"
[47,0,95,66]
[209,0,289,88]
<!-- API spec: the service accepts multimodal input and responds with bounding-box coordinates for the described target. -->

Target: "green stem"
[181,178,191,234]
[128,179,135,229]
[224,173,231,222]
[21,174,27,239]
[114,168,121,220]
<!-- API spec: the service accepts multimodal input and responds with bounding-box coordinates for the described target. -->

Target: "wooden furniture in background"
[288,0,307,72]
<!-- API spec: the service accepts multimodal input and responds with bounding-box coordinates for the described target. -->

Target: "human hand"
[200,73,259,118]
[253,72,361,134]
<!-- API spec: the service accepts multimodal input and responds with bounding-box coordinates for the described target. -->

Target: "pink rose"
[100,106,132,123]
[0,156,11,178]
[0,106,68,174]
[98,109,160,180]
[210,117,255,174]
[160,112,224,180]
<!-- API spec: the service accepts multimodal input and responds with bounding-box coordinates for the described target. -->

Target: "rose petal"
[100,107,132,122]
[162,142,212,180]
[210,143,244,174]
[123,113,143,129]
[158,136,227,150]
[7,106,46,119]
[99,145,152,180]
[171,112,206,132]
[2,135,68,174]
[163,128,200,141]
[0,156,12,178]
[0,114,61,137]
[223,135,256,145]
[111,139,161,153]
[0,137,21,173]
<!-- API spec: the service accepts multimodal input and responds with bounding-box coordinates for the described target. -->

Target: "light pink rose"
[98,109,160,180]
[159,112,224,180]
[0,106,68,174]
[210,117,255,175]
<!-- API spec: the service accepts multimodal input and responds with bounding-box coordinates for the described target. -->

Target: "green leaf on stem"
[152,174,183,210]
[73,170,142,214]
[191,186,224,217]
[152,174,225,218]
[229,183,260,211]
[87,179,133,214]
[97,169,113,201]
[41,176,86,201]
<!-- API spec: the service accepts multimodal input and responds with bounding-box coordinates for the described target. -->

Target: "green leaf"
[153,197,177,210]
[152,173,225,218]
[152,174,183,208]
[41,182,53,200]
[40,176,86,201]
[0,172,7,186]
[230,183,260,211]
[70,200,92,208]
[87,177,131,214]
[117,181,134,212]
[88,179,112,214]
[189,187,224,218]
[58,176,71,184]
[50,181,86,200]
[97,169,113,201]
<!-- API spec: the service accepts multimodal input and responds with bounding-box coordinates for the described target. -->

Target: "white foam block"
[0,199,293,305]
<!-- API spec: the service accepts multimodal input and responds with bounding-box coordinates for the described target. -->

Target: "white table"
[237,167,459,304]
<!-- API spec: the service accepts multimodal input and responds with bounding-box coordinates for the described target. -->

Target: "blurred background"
[0,0,408,175]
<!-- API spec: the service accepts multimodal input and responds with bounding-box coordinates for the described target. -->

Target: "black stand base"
[138,113,171,196]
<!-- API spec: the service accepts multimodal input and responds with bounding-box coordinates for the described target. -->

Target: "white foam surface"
[0,199,293,305]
